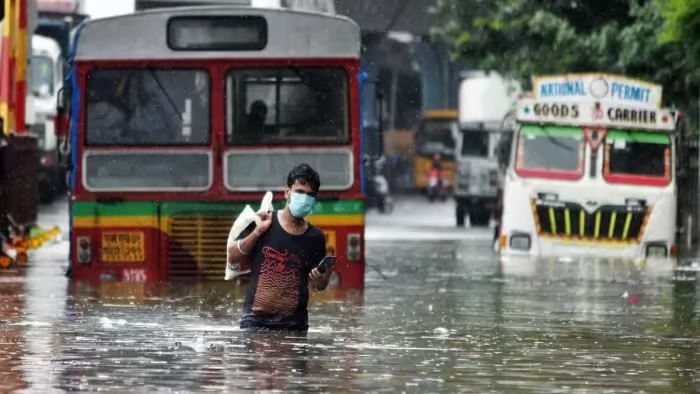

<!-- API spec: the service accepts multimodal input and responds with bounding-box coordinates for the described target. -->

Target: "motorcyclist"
[428,153,444,188]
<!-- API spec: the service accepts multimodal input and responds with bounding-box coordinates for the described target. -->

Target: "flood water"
[1,198,699,393]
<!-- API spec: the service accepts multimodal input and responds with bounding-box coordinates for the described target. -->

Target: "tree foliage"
[432,0,692,107]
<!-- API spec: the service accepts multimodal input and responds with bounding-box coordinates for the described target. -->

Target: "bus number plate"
[101,232,145,263]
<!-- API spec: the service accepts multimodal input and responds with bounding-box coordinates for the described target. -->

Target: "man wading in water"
[228,164,331,332]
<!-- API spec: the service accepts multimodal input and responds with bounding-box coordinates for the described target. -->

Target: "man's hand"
[255,211,273,234]
[309,267,331,291]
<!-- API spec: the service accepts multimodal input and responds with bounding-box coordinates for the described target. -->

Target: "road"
[0,196,697,392]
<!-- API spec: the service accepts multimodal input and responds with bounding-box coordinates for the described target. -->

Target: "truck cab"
[453,71,521,227]
[30,34,64,202]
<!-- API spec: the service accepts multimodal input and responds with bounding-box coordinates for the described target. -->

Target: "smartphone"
[316,256,337,274]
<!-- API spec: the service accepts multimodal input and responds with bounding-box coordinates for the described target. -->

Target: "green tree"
[432,0,691,107]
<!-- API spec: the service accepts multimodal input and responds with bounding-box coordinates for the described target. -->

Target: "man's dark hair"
[287,163,321,193]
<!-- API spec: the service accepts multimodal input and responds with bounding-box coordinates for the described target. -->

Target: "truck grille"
[531,200,649,242]
[168,214,235,280]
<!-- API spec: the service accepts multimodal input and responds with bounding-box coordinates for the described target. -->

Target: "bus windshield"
[603,130,671,186]
[226,67,349,145]
[515,125,584,180]
[415,118,455,158]
[85,68,210,145]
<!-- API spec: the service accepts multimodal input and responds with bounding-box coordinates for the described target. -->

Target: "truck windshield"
[515,125,584,180]
[226,67,349,145]
[603,130,671,186]
[85,68,210,145]
[30,55,54,96]
[415,118,455,158]
[460,128,489,157]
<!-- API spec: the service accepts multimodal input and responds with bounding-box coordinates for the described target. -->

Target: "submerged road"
[0,196,698,392]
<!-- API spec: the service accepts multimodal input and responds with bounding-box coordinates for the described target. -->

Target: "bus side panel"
[70,226,160,283]
[319,225,365,290]
[71,201,160,283]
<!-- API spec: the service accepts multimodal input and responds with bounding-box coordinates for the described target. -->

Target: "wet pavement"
[1,196,699,392]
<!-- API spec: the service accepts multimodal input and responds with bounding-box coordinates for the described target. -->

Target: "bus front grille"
[531,201,650,242]
[168,214,236,280]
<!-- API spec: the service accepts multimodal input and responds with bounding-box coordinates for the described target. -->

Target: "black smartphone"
[316,256,337,274]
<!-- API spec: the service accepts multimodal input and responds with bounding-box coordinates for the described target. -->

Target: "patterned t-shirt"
[237,211,326,332]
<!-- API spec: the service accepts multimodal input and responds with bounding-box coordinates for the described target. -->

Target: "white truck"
[497,73,698,278]
[453,71,521,227]
[30,34,64,202]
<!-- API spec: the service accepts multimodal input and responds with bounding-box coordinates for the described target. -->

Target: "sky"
[82,0,136,20]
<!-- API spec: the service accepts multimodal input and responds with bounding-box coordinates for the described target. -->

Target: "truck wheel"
[456,205,466,227]
[470,210,491,227]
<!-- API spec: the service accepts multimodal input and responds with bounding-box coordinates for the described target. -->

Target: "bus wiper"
[145,66,183,121]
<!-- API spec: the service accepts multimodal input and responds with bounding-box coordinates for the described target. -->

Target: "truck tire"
[456,205,466,227]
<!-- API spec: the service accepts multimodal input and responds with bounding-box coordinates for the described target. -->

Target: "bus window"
[515,125,584,180]
[603,130,671,186]
[226,67,349,145]
[415,119,455,159]
[85,68,210,146]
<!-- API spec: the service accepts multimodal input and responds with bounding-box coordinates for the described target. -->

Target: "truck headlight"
[509,233,531,251]
[646,242,668,257]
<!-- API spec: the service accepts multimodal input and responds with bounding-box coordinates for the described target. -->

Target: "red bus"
[59,6,365,288]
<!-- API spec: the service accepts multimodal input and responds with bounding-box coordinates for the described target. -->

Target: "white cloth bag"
[224,191,274,280]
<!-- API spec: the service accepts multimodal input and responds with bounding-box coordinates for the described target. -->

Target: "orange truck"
[0,0,41,267]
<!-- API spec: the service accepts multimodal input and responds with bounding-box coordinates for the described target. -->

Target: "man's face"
[285,179,317,202]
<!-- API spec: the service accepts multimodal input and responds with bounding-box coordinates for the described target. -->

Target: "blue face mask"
[288,192,316,218]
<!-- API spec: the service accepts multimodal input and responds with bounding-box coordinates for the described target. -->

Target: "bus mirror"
[56,86,70,116]
[55,87,71,138]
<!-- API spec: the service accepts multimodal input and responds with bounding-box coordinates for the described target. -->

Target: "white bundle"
[224,191,274,280]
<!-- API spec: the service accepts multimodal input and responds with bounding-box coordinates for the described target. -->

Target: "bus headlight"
[347,233,361,261]
[77,236,92,264]
[509,232,531,251]
[646,242,668,258]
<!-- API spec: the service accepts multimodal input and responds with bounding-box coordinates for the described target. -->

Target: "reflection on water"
[0,275,28,392]
[0,239,700,392]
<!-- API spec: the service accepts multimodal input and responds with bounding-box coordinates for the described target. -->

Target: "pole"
[387,69,398,155]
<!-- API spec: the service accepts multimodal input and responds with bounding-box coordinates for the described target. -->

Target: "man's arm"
[228,222,264,265]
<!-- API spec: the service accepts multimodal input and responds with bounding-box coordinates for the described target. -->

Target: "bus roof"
[74,6,360,61]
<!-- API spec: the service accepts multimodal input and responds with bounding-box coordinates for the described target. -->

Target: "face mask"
[288,192,316,218]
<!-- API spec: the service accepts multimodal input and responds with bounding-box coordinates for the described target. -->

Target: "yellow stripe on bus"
[74,214,365,232]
